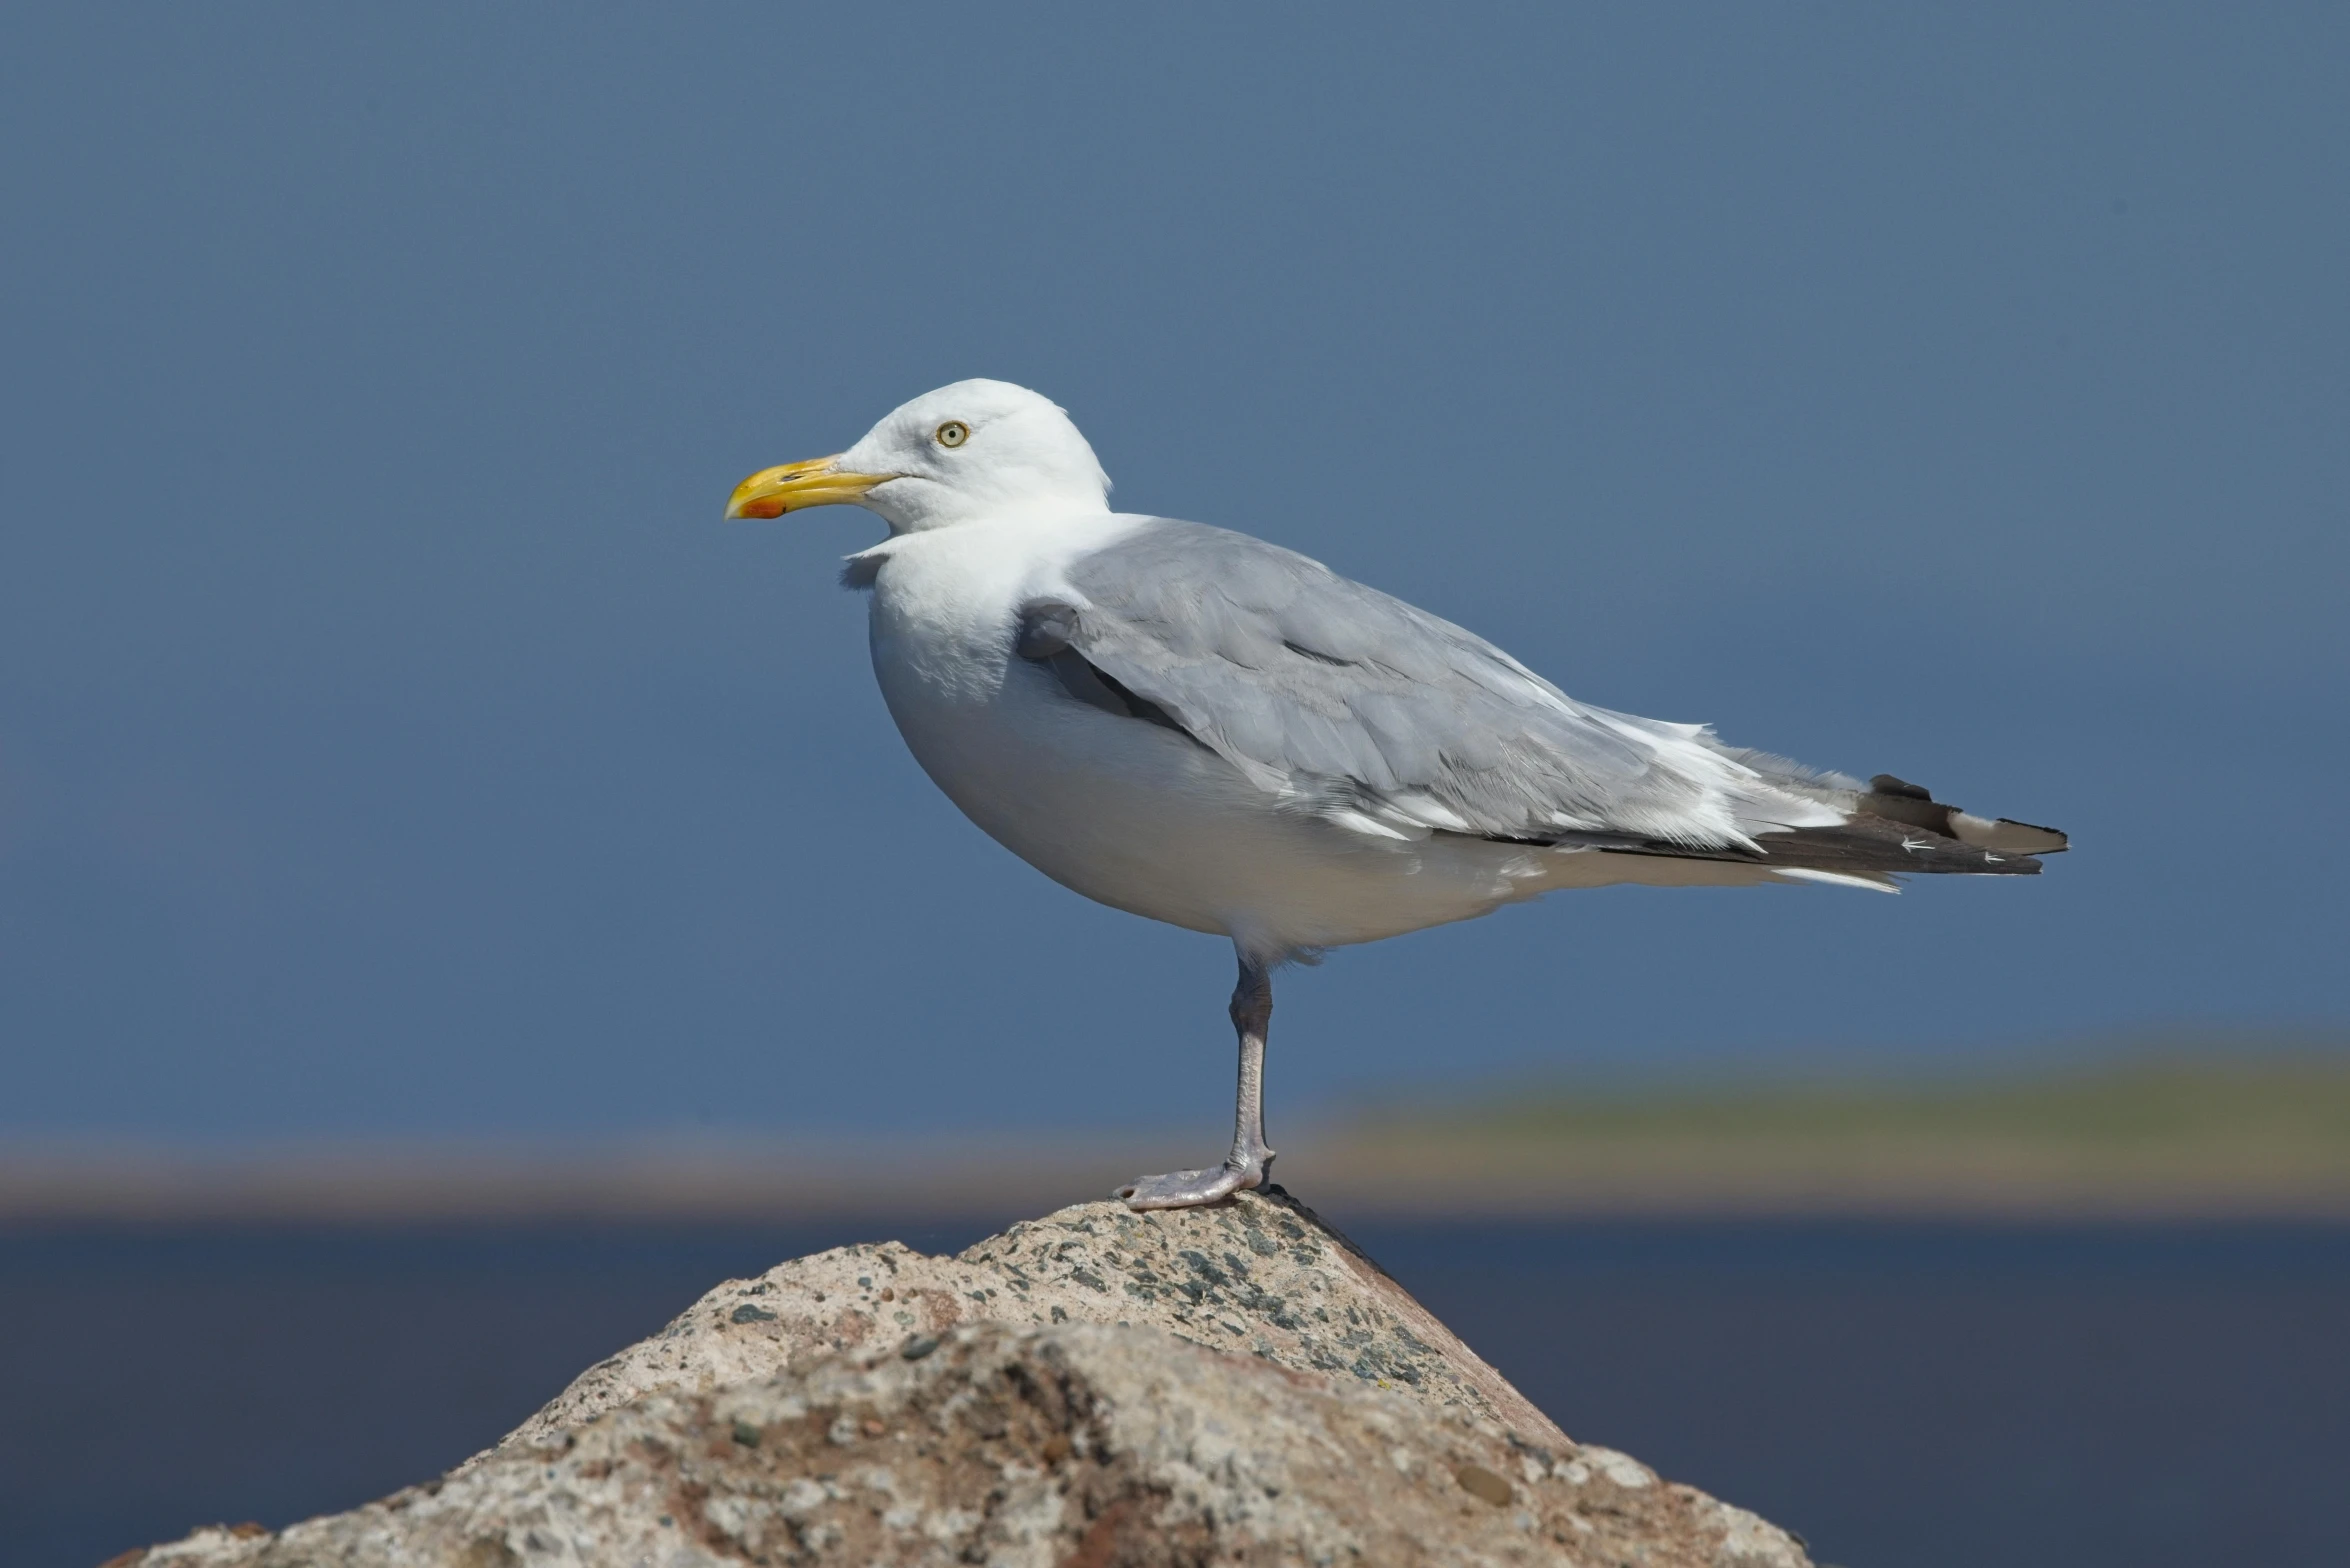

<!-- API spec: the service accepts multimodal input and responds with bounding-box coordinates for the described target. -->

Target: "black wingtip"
[1856,774,2067,857]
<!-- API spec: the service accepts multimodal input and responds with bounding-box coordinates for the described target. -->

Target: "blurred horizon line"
[8,1047,2346,1225]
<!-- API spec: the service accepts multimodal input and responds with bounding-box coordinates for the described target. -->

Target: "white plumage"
[725,379,2065,1208]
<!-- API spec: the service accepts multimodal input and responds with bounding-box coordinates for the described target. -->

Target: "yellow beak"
[722,455,895,519]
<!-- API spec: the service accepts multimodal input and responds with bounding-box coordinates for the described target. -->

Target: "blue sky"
[2,5,2343,1138]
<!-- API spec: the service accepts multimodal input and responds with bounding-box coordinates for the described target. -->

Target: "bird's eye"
[935,421,969,448]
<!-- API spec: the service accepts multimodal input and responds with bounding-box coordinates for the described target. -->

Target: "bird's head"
[724,379,1112,533]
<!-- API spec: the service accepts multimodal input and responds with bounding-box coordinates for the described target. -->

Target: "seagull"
[724,380,2067,1210]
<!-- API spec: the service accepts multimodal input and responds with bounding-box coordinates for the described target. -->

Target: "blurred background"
[2,5,2344,1567]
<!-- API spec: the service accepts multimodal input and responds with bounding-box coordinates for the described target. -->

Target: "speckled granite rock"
[126,1321,1804,1568]
[498,1186,1566,1458]
[112,1188,1813,1568]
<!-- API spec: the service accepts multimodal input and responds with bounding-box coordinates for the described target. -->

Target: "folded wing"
[1025,519,2065,881]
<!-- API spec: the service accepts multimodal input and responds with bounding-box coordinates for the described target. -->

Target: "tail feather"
[1588,769,2067,880]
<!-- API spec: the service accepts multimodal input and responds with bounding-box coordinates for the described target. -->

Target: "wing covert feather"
[1055,520,1786,847]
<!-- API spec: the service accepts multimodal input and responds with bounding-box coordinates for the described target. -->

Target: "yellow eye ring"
[935,421,969,448]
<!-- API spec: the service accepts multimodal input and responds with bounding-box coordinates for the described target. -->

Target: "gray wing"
[1025,519,2066,875]
[1034,520,1805,849]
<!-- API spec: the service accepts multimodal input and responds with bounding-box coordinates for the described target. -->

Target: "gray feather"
[1048,519,2069,875]
[1057,520,1737,844]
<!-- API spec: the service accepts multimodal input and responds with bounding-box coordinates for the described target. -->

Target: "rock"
[499,1186,1566,1458]
[113,1188,1813,1568]
[128,1322,1804,1567]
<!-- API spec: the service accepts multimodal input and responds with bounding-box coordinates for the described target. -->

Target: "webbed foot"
[1115,1155,1268,1211]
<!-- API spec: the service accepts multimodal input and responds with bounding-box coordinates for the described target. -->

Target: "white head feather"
[839,379,1113,533]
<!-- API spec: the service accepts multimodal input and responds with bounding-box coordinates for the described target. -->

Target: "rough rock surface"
[131,1322,1803,1568]
[501,1187,1565,1457]
[116,1188,1812,1568]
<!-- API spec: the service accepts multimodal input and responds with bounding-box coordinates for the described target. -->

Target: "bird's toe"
[1115,1161,1262,1211]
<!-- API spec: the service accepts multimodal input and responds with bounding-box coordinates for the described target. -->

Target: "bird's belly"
[869,626,1540,954]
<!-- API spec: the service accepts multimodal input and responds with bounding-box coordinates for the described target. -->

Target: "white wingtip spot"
[1770,867,1901,894]
[1327,809,1418,841]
